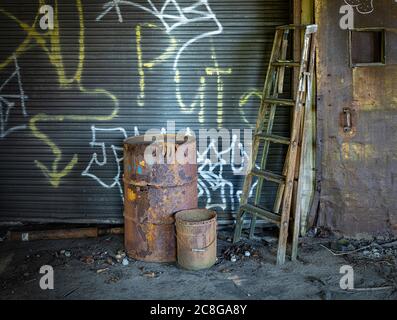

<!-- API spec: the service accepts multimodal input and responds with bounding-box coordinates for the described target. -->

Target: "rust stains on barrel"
[123,134,198,262]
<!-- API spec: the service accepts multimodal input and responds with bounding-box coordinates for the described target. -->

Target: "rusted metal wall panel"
[316,0,397,237]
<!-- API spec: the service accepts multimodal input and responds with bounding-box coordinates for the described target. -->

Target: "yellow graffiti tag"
[239,89,263,128]
[205,46,232,125]
[135,23,177,107]
[176,46,232,124]
[175,69,206,116]
[0,0,119,187]
[135,24,232,124]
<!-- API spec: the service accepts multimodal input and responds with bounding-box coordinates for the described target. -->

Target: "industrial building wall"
[0,1,291,224]
[316,0,397,237]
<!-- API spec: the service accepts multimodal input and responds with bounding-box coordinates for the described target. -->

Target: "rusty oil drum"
[175,209,217,270]
[123,134,198,262]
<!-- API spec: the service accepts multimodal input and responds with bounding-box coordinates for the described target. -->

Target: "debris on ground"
[122,258,129,266]
[106,257,116,266]
[1,233,396,299]
[105,275,120,284]
[81,256,94,264]
[115,249,126,263]
[96,268,109,274]
[307,227,332,238]
[319,237,397,292]
[59,250,71,257]
[222,242,261,262]
[142,271,160,278]
[322,238,397,259]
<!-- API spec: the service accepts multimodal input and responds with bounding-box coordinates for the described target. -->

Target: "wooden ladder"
[233,24,317,265]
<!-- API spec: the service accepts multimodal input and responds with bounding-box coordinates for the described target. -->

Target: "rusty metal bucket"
[123,134,197,262]
[175,209,217,270]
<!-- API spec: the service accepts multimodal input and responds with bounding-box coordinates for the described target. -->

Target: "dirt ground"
[1,228,396,300]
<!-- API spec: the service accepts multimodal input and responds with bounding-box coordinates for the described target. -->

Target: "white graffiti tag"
[82,125,254,210]
[344,0,374,14]
[96,0,222,70]
[82,125,128,199]
[0,56,28,138]
[197,134,254,211]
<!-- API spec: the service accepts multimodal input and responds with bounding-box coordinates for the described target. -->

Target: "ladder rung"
[276,24,311,30]
[276,24,317,34]
[251,169,285,184]
[241,204,281,225]
[272,60,300,67]
[256,133,290,145]
[263,98,295,106]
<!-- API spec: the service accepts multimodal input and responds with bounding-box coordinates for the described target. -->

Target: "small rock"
[115,250,126,262]
[105,275,120,283]
[82,256,94,264]
[226,238,232,242]
[64,251,71,257]
[96,268,109,274]
[143,271,157,278]
[244,251,251,257]
[230,255,237,263]
[60,250,65,255]
[122,258,129,266]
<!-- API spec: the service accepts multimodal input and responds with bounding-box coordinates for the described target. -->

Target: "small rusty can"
[175,209,217,270]
[123,134,197,262]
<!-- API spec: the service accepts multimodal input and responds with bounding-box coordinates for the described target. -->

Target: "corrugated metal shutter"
[0,0,291,224]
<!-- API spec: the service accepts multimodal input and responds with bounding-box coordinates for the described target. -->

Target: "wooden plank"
[8,228,98,241]
[292,34,317,261]
[277,31,313,265]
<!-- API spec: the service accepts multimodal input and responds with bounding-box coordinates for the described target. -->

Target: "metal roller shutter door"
[0,0,291,224]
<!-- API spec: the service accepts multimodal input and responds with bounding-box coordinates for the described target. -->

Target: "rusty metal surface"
[315,1,397,237]
[175,209,217,270]
[123,134,198,262]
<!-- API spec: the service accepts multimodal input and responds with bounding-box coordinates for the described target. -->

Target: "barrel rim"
[124,134,194,146]
[175,209,217,226]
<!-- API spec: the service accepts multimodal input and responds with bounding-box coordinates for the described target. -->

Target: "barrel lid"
[124,134,193,146]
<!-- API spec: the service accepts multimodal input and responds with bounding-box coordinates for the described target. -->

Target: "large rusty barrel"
[123,134,198,262]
